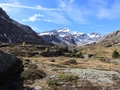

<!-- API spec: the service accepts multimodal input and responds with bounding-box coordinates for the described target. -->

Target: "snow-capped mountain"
[39,28,102,46]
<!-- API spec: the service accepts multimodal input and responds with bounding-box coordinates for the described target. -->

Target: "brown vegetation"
[0,44,120,89]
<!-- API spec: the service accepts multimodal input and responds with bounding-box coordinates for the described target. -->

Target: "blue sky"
[0,0,120,35]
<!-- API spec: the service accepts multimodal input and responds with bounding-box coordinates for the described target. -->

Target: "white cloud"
[22,14,44,22]
[69,0,75,4]
[59,1,66,8]
[1,0,120,26]
[0,3,61,11]
[88,0,120,19]
[58,0,75,8]
[44,19,52,22]
[23,14,52,23]
[43,10,71,25]
[57,0,120,24]
[97,8,110,19]
[58,0,89,24]
[0,0,91,24]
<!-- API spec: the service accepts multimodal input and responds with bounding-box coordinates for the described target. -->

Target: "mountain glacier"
[39,28,102,46]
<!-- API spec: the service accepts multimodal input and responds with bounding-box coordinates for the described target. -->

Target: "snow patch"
[57,28,70,33]
[4,33,12,43]
[1,16,6,20]
[39,32,53,36]
[59,34,66,37]
[12,20,21,27]
[73,31,84,35]
[52,40,55,43]
[88,33,101,38]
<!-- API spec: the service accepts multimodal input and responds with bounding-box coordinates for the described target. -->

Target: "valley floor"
[0,44,120,90]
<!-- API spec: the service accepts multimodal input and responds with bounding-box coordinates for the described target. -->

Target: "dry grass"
[0,44,120,89]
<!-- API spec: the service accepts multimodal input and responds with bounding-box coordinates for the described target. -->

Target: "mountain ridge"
[39,28,102,46]
[97,29,120,47]
[0,7,47,44]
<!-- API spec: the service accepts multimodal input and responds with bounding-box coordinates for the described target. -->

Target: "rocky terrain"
[0,7,47,44]
[0,43,120,90]
[67,69,119,84]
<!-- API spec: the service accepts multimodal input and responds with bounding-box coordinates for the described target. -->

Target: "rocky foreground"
[0,50,23,90]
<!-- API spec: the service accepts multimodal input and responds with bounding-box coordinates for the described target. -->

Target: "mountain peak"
[0,7,10,20]
[39,28,102,46]
[0,7,47,44]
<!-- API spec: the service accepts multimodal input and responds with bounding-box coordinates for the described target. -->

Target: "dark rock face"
[0,7,46,44]
[41,35,62,43]
[0,50,23,90]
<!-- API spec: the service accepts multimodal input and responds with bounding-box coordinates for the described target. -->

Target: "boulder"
[0,50,23,90]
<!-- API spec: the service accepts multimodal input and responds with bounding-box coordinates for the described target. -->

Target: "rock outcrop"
[0,50,23,90]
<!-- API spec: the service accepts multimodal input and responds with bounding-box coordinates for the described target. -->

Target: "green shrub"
[99,57,110,63]
[56,46,63,55]
[69,59,77,64]
[57,73,78,83]
[50,59,55,62]
[61,47,69,53]
[27,64,38,69]
[63,59,77,65]
[21,69,46,81]
[69,50,72,53]
[76,51,82,58]
[46,79,57,86]
[73,49,78,53]
[112,50,119,58]
[52,69,58,71]
[55,46,61,51]
[49,64,66,68]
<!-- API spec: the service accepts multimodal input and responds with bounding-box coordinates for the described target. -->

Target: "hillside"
[0,7,47,44]
[97,30,120,47]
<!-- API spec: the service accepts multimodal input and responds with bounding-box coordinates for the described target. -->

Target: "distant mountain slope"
[98,30,120,42]
[39,28,102,46]
[0,7,47,44]
[97,30,120,46]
